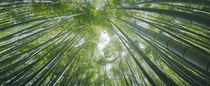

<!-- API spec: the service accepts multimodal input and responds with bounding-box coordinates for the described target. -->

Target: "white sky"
[75,38,84,47]
[106,63,112,71]
[96,30,113,72]
[97,30,110,55]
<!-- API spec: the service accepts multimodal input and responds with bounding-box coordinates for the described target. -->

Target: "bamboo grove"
[0,0,209,86]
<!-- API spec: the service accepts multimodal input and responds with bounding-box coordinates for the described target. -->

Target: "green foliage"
[0,0,209,86]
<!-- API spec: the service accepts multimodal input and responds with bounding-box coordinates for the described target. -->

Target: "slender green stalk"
[118,18,210,72]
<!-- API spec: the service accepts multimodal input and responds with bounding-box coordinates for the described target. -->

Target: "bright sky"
[96,30,113,71]
[75,38,84,47]
[97,30,110,55]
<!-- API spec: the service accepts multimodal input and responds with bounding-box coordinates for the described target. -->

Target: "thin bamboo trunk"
[136,0,210,7]
[119,18,210,72]
[115,7,210,30]
[114,30,156,86]
[112,21,178,85]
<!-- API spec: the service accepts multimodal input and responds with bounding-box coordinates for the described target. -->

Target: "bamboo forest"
[0,0,210,86]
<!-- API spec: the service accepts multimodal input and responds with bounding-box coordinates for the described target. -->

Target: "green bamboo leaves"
[0,0,209,86]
